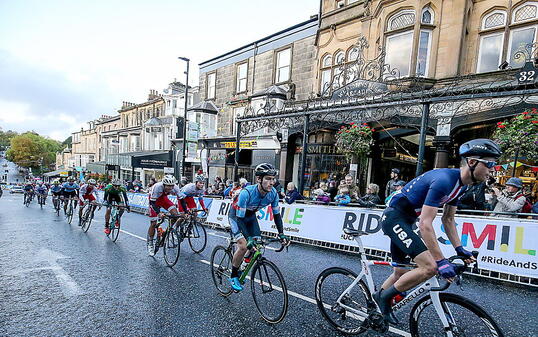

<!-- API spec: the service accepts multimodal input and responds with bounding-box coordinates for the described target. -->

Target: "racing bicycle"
[80,200,100,233]
[210,235,289,324]
[64,196,78,225]
[314,227,504,336]
[106,202,128,242]
[52,195,61,216]
[37,193,46,209]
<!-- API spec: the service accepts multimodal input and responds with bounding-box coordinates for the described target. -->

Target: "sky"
[0,0,318,141]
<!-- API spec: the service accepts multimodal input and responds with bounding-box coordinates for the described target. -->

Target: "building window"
[232,106,245,135]
[275,48,291,83]
[385,30,414,76]
[416,30,432,77]
[236,62,248,93]
[477,4,538,72]
[388,10,415,31]
[207,72,216,99]
[421,7,434,24]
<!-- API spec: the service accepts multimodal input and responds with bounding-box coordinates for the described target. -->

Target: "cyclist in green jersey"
[103,179,130,234]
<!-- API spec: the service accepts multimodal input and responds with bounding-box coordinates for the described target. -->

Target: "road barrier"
[97,191,538,287]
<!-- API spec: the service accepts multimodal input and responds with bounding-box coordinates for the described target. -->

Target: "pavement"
[0,192,536,337]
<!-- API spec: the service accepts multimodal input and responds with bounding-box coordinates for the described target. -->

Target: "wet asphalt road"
[0,192,536,337]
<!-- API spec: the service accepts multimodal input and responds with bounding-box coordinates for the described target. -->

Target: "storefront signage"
[296,144,338,154]
[221,140,257,149]
[131,152,172,169]
[106,164,120,171]
[60,171,69,177]
[331,79,388,100]
[186,121,199,142]
[252,149,276,167]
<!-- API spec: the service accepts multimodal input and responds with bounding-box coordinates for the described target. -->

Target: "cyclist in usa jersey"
[374,139,502,324]
[228,163,289,291]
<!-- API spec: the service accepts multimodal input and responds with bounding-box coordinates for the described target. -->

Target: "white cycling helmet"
[162,175,177,186]
[88,179,96,185]
[111,179,122,186]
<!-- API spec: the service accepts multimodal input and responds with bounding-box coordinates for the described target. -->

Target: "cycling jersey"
[61,182,80,193]
[229,184,282,240]
[79,184,97,197]
[382,168,468,263]
[148,182,179,221]
[149,182,180,201]
[36,185,48,194]
[177,183,206,212]
[103,184,128,206]
[24,185,34,192]
[50,185,63,194]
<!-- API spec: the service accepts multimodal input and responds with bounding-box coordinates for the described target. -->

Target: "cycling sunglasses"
[473,158,497,169]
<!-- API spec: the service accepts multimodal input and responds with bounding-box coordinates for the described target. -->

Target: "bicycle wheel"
[81,207,93,232]
[25,196,30,207]
[409,292,504,337]
[315,267,371,335]
[54,199,60,216]
[250,258,288,324]
[187,219,207,253]
[210,245,234,297]
[109,213,121,242]
[66,203,74,224]
[163,228,181,267]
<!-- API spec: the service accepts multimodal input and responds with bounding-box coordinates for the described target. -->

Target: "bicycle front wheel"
[163,228,181,267]
[315,267,371,335]
[109,216,120,242]
[409,292,504,337]
[81,207,93,233]
[187,219,207,253]
[66,204,74,224]
[250,259,288,324]
[210,245,234,297]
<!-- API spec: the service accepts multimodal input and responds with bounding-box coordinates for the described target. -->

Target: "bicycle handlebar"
[257,237,289,253]
[430,251,479,292]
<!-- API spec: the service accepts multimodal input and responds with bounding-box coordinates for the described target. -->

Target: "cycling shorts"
[148,195,176,221]
[79,194,96,206]
[52,191,62,197]
[63,190,78,199]
[228,207,261,241]
[177,197,197,213]
[381,206,427,264]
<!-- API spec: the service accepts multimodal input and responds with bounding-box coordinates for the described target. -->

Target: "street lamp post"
[178,57,190,179]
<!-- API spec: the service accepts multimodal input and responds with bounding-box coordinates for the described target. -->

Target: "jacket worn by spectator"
[346,184,360,201]
[335,193,351,206]
[458,182,487,210]
[357,193,381,207]
[493,190,527,217]
[285,188,303,204]
[385,179,399,199]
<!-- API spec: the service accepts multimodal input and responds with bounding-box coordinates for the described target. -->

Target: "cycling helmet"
[67,177,75,182]
[112,179,122,186]
[52,180,60,185]
[459,139,502,159]
[254,163,278,177]
[195,175,205,182]
[88,179,96,185]
[162,175,177,186]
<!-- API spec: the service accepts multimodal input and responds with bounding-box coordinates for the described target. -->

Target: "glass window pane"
[322,55,332,67]
[422,9,432,24]
[277,49,291,67]
[416,30,431,77]
[238,63,247,78]
[385,31,413,77]
[321,69,331,93]
[278,66,290,83]
[509,27,536,67]
[478,34,503,73]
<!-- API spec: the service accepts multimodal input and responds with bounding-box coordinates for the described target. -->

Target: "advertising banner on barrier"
[206,199,538,278]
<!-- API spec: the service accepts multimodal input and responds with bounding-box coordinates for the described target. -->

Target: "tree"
[6,132,63,175]
[0,128,18,151]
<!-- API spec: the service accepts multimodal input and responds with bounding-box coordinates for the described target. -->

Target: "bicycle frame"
[336,235,453,330]
[238,247,263,284]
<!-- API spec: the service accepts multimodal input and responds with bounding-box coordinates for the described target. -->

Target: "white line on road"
[207,231,278,250]
[120,229,147,241]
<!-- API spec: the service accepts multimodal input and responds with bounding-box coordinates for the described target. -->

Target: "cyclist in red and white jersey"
[78,179,99,226]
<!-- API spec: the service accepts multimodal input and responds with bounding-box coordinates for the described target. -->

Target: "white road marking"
[199,259,410,337]
[207,231,277,250]
[6,249,83,297]
[120,229,147,241]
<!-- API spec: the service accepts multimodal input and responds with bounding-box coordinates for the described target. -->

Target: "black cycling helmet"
[254,163,278,177]
[459,139,502,159]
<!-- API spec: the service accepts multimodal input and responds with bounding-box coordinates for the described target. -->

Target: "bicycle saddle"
[343,227,368,236]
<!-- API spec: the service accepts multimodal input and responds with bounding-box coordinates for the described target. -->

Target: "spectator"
[334,186,351,206]
[385,168,401,199]
[127,180,134,191]
[217,182,226,196]
[328,180,338,201]
[284,182,303,204]
[230,182,242,198]
[344,175,360,201]
[239,177,249,188]
[223,179,233,197]
[385,180,406,205]
[273,179,285,198]
[492,177,527,217]
[458,181,487,211]
[357,183,381,207]
[214,176,223,186]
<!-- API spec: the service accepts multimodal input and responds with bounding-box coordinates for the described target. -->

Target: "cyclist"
[36,181,48,205]
[23,181,34,204]
[177,175,208,214]
[374,139,501,324]
[103,179,130,235]
[50,180,63,210]
[78,179,99,226]
[61,177,80,215]
[228,163,289,291]
[147,175,182,256]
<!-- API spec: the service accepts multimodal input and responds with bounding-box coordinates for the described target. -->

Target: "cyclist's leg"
[78,196,86,223]
[381,242,411,290]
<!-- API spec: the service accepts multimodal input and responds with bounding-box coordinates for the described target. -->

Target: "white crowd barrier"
[95,191,537,279]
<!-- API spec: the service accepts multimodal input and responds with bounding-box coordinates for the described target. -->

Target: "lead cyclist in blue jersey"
[374,139,502,324]
[228,163,290,291]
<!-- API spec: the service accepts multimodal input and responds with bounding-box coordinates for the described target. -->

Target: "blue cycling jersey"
[232,184,280,218]
[50,185,63,193]
[36,186,47,193]
[61,182,80,193]
[390,168,467,215]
